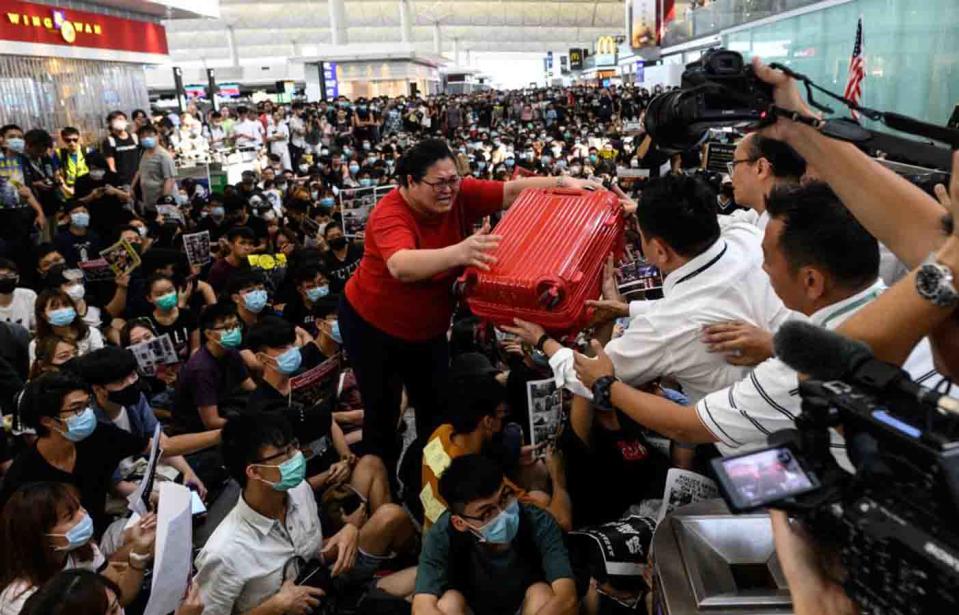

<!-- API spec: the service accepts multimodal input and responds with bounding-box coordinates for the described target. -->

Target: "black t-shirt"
[197,216,230,242]
[282,294,338,337]
[172,346,250,434]
[559,410,670,528]
[75,172,133,235]
[54,228,103,267]
[323,243,363,294]
[150,307,198,362]
[231,215,268,244]
[101,133,140,186]
[0,423,147,535]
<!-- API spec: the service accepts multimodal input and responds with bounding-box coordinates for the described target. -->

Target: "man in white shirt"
[571,182,949,458]
[267,109,292,171]
[288,102,308,170]
[233,105,265,150]
[726,133,805,231]
[195,413,358,615]
[506,174,791,406]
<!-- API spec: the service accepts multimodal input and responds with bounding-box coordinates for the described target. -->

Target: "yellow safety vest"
[59,149,89,188]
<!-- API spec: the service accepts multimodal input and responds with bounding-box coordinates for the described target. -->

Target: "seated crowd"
[0,67,953,615]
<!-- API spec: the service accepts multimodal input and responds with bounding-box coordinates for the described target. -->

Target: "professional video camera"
[710,321,959,614]
[644,49,774,153]
[645,48,959,169]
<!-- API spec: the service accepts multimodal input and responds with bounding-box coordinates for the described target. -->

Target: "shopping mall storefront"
[0,0,169,142]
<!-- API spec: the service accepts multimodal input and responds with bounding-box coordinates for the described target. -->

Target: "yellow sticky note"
[423,437,452,477]
[420,484,447,523]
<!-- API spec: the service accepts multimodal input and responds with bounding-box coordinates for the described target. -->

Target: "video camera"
[644,49,774,153]
[710,321,959,614]
[645,48,959,169]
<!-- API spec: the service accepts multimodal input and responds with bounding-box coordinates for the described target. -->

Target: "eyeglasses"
[459,485,515,525]
[255,440,300,464]
[420,176,461,193]
[726,158,757,176]
[64,138,79,143]
[60,396,94,417]
[210,320,240,331]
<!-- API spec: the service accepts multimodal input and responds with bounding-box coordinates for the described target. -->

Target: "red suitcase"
[459,187,625,335]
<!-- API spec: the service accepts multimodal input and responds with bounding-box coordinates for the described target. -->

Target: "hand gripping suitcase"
[459,187,625,335]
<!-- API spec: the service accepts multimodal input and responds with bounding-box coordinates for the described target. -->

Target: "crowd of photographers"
[0,54,954,615]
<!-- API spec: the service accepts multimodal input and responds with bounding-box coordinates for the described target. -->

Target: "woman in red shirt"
[340,138,598,469]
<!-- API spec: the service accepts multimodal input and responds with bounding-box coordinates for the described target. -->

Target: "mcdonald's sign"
[569,48,583,70]
[594,36,618,67]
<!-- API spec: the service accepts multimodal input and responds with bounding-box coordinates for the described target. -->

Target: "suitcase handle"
[546,188,585,197]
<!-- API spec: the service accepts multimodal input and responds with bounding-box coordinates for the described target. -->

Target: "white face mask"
[111,119,128,132]
[66,283,85,302]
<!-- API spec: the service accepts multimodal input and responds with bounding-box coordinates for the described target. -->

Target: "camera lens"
[644,90,710,154]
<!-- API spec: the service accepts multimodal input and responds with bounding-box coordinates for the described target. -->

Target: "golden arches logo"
[596,36,617,55]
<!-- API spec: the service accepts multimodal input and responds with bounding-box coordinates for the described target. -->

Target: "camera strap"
[768,63,959,148]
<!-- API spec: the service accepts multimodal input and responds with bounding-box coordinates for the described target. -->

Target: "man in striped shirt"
[572,182,947,464]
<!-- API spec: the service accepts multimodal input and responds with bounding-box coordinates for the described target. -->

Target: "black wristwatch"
[916,253,959,308]
[592,375,619,412]
[535,333,551,352]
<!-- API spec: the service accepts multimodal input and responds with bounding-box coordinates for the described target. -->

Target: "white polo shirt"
[696,279,950,457]
[234,118,265,147]
[194,482,324,615]
[549,219,793,403]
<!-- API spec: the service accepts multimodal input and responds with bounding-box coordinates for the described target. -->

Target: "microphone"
[773,320,874,380]
[774,320,959,417]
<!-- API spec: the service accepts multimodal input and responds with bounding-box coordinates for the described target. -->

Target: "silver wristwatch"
[915,254,959,308]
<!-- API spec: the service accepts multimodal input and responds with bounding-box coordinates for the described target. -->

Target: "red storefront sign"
[0,0,168,55]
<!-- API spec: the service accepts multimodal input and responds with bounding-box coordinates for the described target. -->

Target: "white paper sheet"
[144,482,193,615]
[129,424,162,516]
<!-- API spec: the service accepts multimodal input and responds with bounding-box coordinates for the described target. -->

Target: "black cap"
[450,352,499,381]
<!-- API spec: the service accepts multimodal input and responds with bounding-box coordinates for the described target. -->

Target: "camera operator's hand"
[770,510,859,615]
[701,321,774,366]
[750,57,819,141]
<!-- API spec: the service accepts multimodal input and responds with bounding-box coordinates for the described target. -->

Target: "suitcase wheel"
[537,281,565,311]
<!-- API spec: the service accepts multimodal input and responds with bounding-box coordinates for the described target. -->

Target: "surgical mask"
[362,141,371,150]
[348,164,360,174]
[570,165,582,175]
[242,289,268,313]
[320,197,335,207]
[89,170,106,181]
[5,137,24,153]
[211,206,225,219]
[359,178,373,187]
[257,451,306,491]
[306,285,330,302]
[329,321,343,345]
[47,512,94,551]
[65,284,85,302]
[504,159,515,168]
[107,383,141,407]
[70,212,90,228]
[141,137,157,149]
[47,307,76,327]
[298,164,310,173]
[111,119,128,132]
[136,225,148,237]
[470,499,520,544]
[57,407,97,443]
[273,346,302,375]
[219,327,243,348]
[156,291,177,311]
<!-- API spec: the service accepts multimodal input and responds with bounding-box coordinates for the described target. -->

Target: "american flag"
[843,17,865,120]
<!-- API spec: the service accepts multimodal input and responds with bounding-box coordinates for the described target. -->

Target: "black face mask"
[107,382,142,407]
[328,236,348,251]
[0,278,16,294]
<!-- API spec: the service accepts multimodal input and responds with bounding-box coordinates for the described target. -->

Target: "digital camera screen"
[720,447,816,508]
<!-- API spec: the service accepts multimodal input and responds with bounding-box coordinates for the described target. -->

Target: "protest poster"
[78,258,116,282]
[527,378,564,447]
[247,253,287,271]
[143,482,193,615]
[617,256,663,298]
[289,354,341,409]
[182,231,212,267]
[99,239,141,278]
[655,469,719,525]
[129,424,163,516]
[342,204,373,238]
[157,204,185,225]
[127,333,179,377]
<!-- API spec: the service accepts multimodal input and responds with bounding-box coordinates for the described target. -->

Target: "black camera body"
[713,376,959,614]
[644,49,774,153]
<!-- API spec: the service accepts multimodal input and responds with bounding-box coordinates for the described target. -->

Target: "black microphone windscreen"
[773,320,874,380]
